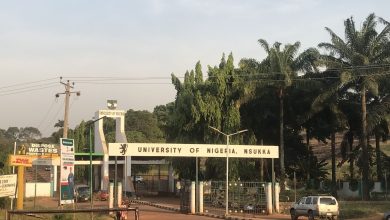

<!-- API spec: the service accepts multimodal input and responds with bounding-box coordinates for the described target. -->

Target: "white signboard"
[98,109,125,118]
[60,138,75,204]
[32,156,60,166]
[26,143,59,156]
[0,174,17,197]
[109,143,279,158]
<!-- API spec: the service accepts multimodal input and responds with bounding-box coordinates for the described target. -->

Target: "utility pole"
[56,78,80,138]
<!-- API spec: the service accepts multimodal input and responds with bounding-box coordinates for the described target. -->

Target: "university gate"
[109,143,280,216]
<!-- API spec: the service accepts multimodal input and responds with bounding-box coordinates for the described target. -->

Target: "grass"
[339,201,390,219]
[318,138,390,181]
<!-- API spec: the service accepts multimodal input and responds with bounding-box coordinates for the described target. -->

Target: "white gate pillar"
[198,181,204,213]
[118,182,122,206]
[109,182,114,214]
[275,182,280,213]
[190,181,196,214]
[265,182,272,214]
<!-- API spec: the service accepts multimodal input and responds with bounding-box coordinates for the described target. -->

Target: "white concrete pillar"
[102,154,109,190]
[191,181,196,214]
[275,182,280,213]
[115,116,127,143]
[265,182,272,214]
[118,182,122,206]
[53,166,57,192]
[109,182,114,214]
[199,181,204,213]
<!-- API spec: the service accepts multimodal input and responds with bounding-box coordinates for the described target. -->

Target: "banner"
[8,155,33,167]
[0,174,17,197]
[109,143,279,158]
[60,138,75,204]
[26,143,60,156]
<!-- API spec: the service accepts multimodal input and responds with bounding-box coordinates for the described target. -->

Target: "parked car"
[95,190,109,201]
[74,184,91,202]
[384,210,390,220]
[290,195,339,220]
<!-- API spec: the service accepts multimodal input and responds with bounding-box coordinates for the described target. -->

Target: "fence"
[203,181,267,217]
[133,175,169,196]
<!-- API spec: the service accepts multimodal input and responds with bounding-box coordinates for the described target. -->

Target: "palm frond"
[344,16,357,46]
[378,16,390,25]
[258,39,270,53]
[367,95,390,132]
[320,28,354,60]
[294,48,320,72]
[362,13,377,34]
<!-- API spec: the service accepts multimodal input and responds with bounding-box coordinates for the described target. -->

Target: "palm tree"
[318,13,390,199]
[257,39,319,190]
[308,68,349,197]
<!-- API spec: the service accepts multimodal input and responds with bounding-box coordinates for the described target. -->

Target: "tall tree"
[318,13,390,199]
[257,39,319,190]
[168,55,248,180]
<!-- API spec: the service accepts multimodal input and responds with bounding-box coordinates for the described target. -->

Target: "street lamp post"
[208,126,248,216]
[86,116,107,211]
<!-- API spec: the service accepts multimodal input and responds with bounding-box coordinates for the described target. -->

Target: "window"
[320,198,335,205]
[312,197,318,204]
[305,197,312,204]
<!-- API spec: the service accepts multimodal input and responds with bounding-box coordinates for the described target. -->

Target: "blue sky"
[0,0,389,137]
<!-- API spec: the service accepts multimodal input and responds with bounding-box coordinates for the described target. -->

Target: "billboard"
[26,143,59,156]
[0,174,17,197]
[109,143,279,158]
[60,138,75,204]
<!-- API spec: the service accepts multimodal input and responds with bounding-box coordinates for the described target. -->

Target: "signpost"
[109,142,279,215]
[0,174,17,197]
[60,138,75,204]
[108,143,279,158]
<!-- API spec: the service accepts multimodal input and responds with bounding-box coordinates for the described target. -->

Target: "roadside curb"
[129,200,255,220]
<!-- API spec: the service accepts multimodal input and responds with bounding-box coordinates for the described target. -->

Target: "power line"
[0,77,58,90]
[0,82,58,94]
[64,71,390,85]
[0,64,388,95]
[0,84,58,97]
[42,99,64,135]
[36,99,57,130]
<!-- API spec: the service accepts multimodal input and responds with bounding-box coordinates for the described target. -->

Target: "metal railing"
[203,181,267,217]
[7,207,139,220]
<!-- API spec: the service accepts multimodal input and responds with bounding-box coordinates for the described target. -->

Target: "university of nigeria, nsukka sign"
[109,143,279,158]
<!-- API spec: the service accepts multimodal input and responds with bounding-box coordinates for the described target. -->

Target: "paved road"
[23,197,291,220]
[132,204,290,220]
[134,204,218,220]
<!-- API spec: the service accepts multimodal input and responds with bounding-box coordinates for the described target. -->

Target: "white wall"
[25,183,51,197]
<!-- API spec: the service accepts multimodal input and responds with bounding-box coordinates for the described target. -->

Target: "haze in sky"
[1,0,389,137]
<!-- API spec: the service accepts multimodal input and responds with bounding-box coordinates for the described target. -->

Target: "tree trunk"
[331,133,337,197]
[349,157,355,180]
[260,139,264,182]
[349,138,354,180]
[279,88,285,191]
[360,87,370,200]
[306,129,311,180]
[375,134,382,182]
